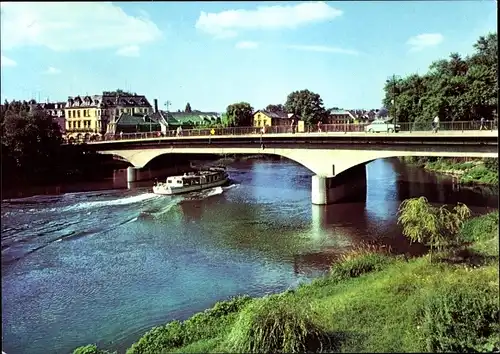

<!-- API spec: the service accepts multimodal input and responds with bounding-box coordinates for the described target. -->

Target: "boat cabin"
[166,170,226,187]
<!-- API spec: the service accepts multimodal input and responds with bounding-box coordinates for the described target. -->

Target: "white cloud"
[286,44,359,55]
[1,54,17,67]
[196,1,342,38]
[116,45,140,57]
[406,33,444,52]
[235,41,259,49]
[43,66,61,75]
[0,2,162,51]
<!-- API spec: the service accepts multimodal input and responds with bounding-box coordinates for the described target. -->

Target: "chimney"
[154,99,158,113]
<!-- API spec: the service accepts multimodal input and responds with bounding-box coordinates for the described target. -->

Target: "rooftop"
[66,92,152,108]
[255,110,295,119]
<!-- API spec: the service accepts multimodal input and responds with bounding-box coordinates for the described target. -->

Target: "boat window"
[177,180,183,184]
[167,179,173,183]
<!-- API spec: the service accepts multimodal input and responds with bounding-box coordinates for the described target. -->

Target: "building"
[107,113,163,134]
[325,109,356,124]
[166,111,222,129]
[253,110,298,127]
[64,91,152,141]
[28,99,66,118]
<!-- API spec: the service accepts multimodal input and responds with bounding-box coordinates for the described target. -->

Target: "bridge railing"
[92,120,497,142]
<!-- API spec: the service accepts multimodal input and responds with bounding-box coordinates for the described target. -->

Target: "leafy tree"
[284,89,327,125]
[2,104,62,175]
[225,102,253,127]
[383,32,498,126]
[185,102,192,113]
[397,197,471,261]
[265,104,285,113]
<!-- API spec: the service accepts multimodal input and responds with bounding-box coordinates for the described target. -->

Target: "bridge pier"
[127,166,141,183]
[311,164,367,205]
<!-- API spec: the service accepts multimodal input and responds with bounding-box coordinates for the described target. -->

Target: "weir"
[311,164,367,205]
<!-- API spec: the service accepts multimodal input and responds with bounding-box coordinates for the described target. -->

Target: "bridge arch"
[98,145,497,205]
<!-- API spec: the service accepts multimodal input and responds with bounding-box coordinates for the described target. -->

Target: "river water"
[1,158,498,354]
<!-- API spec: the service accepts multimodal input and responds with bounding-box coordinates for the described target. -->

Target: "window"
[68,111,72,118]
[77,110,81,118]
[77,121,81,128]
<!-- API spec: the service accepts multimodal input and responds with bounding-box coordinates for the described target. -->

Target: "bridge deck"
[89,130,497,145]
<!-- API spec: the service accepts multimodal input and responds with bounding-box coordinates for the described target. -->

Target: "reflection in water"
[1,157,497,354]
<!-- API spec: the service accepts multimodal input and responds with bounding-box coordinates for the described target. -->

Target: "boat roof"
[167,170,225,180]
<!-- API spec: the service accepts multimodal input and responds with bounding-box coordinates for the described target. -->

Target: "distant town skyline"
[0,1,497,111]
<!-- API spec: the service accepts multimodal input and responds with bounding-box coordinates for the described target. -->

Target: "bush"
[73,345,114,354]
[483,158,498,172]
[126,295,252,354]
[127,321,185,354]
[330,252,392,280]
[420,280,500,352]
[459,211,499,243]
[460,165,499,185]
[225,296,327,353]
[397,197,471,260]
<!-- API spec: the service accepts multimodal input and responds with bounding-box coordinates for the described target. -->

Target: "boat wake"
[136,198,181,220]
[184,186,224,201]
[62,193,160,212]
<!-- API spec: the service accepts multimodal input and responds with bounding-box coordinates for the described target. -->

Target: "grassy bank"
[400,157,498,186]
[75,210,499,354]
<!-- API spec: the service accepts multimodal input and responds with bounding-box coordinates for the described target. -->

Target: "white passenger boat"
[153,167,229,195]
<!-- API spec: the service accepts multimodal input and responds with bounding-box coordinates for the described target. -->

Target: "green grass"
[74,212,499,354]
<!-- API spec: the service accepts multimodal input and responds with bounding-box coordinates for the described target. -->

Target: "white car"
[365,119,400,133]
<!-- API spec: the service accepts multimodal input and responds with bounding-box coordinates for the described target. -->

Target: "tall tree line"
[383,33,497,127]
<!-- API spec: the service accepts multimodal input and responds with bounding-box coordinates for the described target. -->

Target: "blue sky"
[0,1,497,111]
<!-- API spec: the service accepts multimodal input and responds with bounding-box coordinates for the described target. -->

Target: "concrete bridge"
[89,131,498,205]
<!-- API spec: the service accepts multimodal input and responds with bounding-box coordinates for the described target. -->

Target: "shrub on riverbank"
[224,295,327,353]
[460,165,499,185]
[73,209,499,354]
[125,295,252,354]
[73,344,115,354]
[400,157,499,186]
[420,275,500,353]
[397,197,471,260]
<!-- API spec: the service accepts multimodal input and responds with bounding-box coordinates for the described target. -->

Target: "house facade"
[253,110,297,127]
[325,109,356,124]
[107,113,162,135]
[64,91,152,140]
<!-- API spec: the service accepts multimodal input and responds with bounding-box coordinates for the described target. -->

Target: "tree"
[284,89,327,125]
[397,197,471,261]
[185,102,192,113]
[1,101,64,184]
[225,102,253,127]
[265,104,285,113]
[382,32,498,126]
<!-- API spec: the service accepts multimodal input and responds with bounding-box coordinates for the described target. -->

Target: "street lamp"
[386,74,400,127]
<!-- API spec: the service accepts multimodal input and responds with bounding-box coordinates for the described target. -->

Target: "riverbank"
[75,210,499,354]
[400,157,498,186]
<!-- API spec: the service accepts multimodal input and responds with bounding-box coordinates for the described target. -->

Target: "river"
[1,158,498,354]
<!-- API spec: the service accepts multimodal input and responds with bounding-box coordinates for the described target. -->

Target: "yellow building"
[64,92,153,141]
[253,110,297,127]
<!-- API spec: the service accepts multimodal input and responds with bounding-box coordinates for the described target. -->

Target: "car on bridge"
[364,119,401,133]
